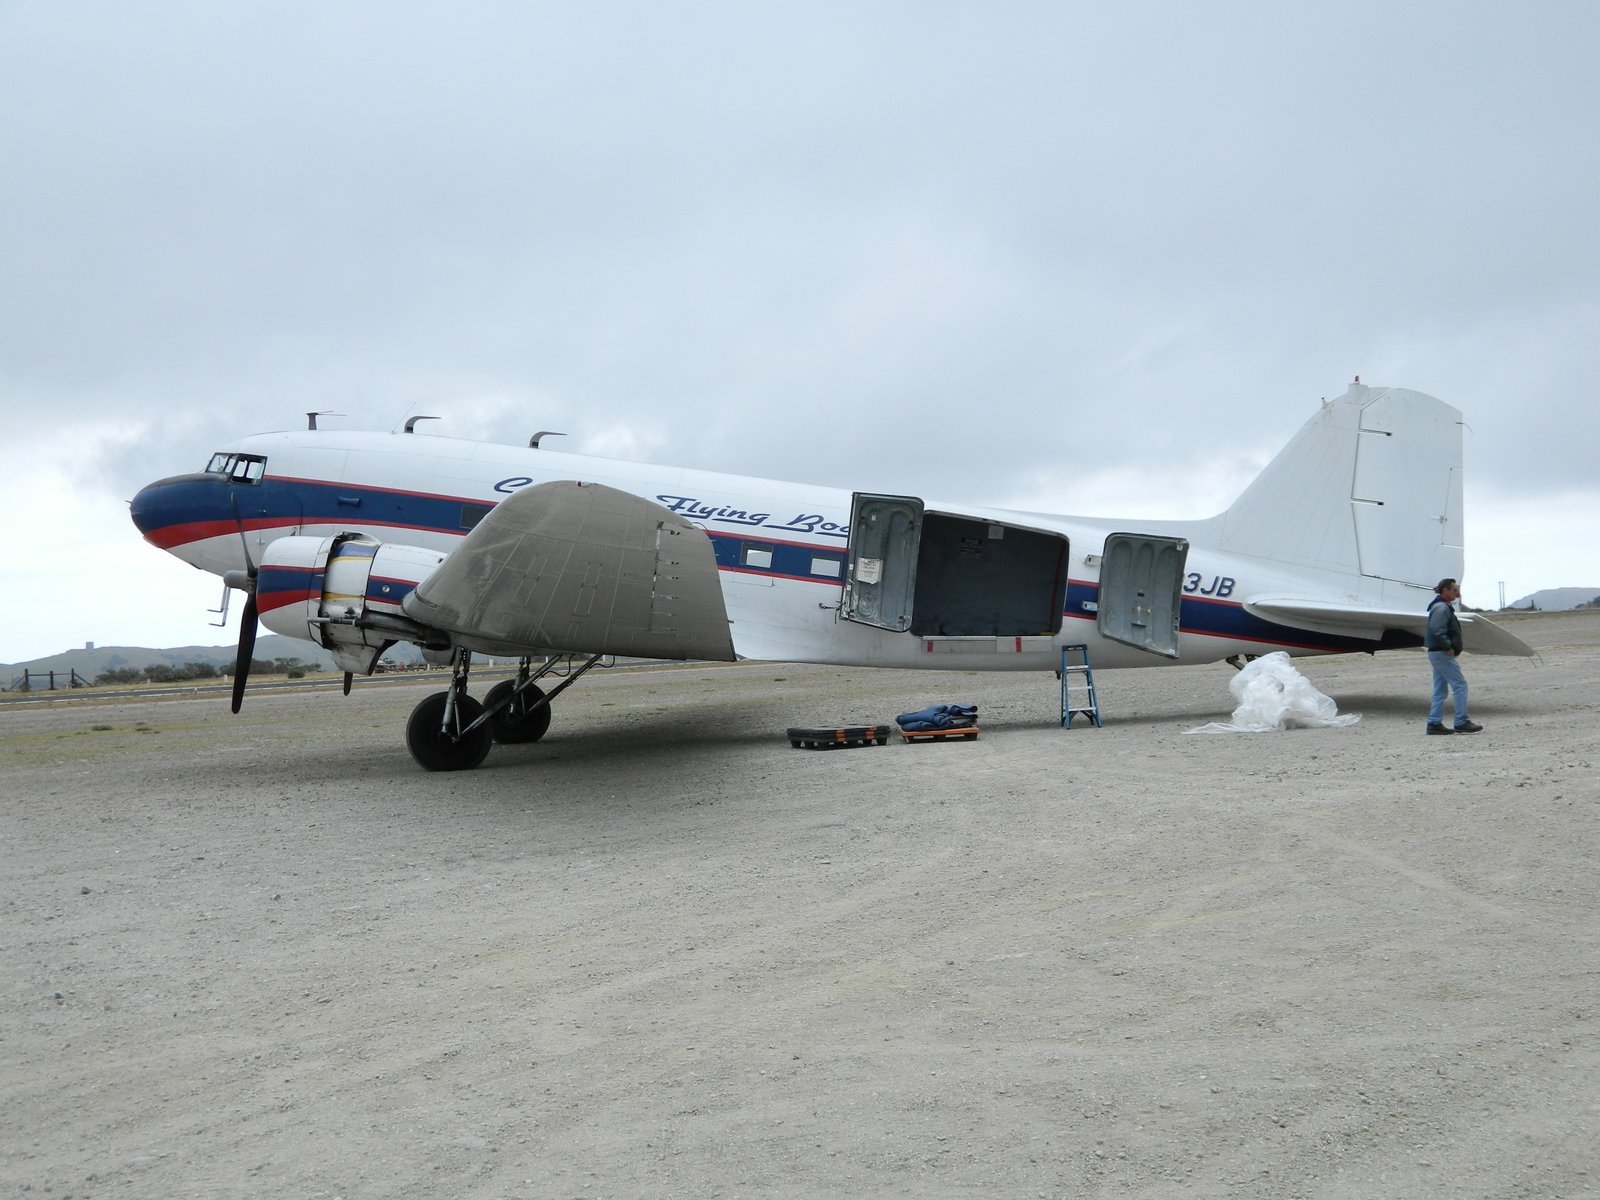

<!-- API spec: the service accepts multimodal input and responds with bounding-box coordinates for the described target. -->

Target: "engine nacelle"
[256,534,447,673]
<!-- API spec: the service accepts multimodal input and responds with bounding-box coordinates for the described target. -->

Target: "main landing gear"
[404,650,605,771]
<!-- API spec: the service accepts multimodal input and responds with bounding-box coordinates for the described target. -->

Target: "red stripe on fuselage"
[257,588,316,615]
[141,517,277,550]
[145,517,467,553]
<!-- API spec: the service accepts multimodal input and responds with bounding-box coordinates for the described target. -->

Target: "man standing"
[1425,578,1483,735]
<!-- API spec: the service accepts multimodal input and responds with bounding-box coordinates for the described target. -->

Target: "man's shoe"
[1426,723,1454,735]
[1454,720,1483,733]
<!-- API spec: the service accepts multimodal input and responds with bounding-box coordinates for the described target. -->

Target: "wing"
[1245,597,1536,657]
[403,481,736,661]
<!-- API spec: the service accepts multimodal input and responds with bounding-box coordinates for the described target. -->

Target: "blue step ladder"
[1060,644,1102,728]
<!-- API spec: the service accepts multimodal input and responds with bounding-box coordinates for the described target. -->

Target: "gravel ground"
[2,610,1597,1199]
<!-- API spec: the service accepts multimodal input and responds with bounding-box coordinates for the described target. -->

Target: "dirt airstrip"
[2,610,1597,1198]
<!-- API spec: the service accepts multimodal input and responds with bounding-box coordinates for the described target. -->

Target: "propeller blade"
[230,492,258,574]
[231,592,258,714]
[343,671,353,696]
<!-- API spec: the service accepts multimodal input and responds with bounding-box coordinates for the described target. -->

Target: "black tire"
[406,691,493,771]
[484,679,553,744]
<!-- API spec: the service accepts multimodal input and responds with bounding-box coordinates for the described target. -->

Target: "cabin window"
[231,455,266,484]
[811,555,843,578]
[742,544,774,570]
[206,452,266,484]
[460,504,491,530]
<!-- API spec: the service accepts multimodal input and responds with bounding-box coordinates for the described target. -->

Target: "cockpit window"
[205,452,267,484]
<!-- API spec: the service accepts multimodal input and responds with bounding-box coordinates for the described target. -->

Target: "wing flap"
[404,481,735,661]
[1245,597,1535,657]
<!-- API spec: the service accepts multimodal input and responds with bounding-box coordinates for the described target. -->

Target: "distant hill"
[1508,587,1600,612]
[2,636,425,682]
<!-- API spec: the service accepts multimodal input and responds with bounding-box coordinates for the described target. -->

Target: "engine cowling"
[256,534,447,672]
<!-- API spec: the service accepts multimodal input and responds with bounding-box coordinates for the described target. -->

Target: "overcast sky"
[2,1,1596,663]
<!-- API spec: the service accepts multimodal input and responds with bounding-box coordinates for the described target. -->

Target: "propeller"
[226,491,260,714]
[231,589,258,714]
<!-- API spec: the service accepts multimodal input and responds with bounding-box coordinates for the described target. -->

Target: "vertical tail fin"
[1214,381,1464,588]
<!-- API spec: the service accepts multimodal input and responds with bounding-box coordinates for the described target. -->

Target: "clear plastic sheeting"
[1186,651,1361,734]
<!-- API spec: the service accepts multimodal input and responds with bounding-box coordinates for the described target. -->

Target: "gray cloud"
[1,1,1596,657]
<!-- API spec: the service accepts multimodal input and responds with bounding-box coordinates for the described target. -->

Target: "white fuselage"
[142,428,1405,671]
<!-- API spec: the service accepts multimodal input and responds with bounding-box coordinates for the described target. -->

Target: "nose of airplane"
[130,472,212,548]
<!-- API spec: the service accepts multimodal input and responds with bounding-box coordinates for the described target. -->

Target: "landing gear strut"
[404,650,606,771]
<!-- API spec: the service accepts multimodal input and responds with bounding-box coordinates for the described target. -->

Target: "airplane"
[130,378,1534,770]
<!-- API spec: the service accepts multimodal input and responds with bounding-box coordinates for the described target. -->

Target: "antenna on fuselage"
[306,411,342,430]
[529,431,566,448]
[404,416,440,433]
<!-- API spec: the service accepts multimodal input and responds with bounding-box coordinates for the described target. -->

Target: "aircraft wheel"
[406,691,493,771]
[485,679,553,744]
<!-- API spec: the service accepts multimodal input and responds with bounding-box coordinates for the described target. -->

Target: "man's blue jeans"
[1428,650,1469,726]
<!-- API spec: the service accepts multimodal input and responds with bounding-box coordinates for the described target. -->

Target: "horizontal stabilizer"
[1455,613,1540,657]
[1246,597,1535,657]
[404,481,736,661]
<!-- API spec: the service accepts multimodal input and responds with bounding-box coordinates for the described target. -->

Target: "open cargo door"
[842,493,923,632]
[843,494,1070,637]
[1098,533,1188,658]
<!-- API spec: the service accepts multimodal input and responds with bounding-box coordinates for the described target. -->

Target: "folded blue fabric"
[895,703,978,731]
